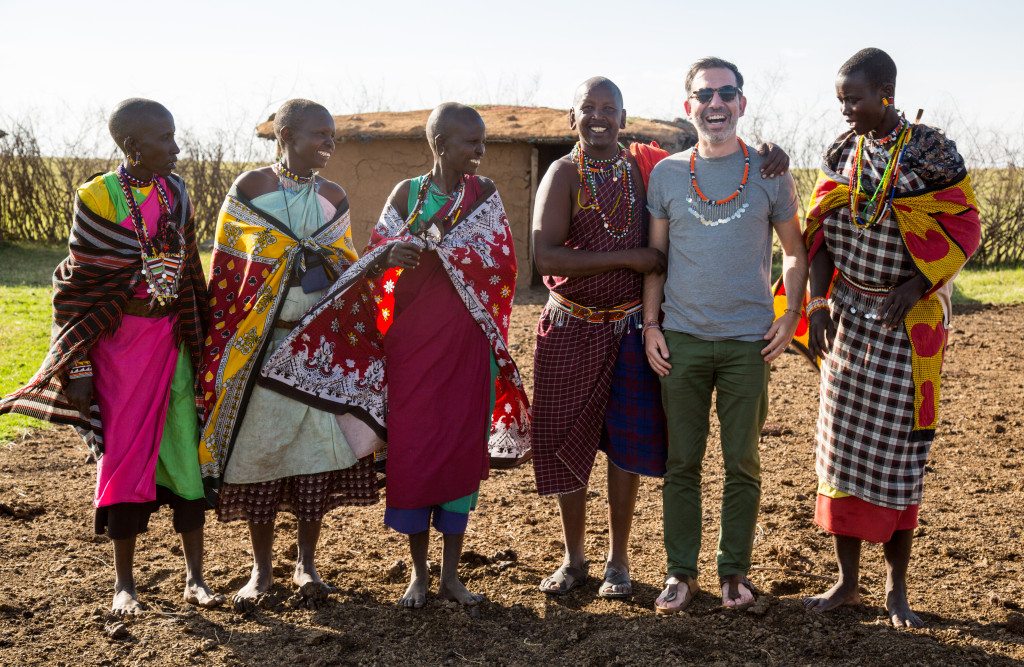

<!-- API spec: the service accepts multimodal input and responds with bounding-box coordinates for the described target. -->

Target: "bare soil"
[1,300,1022,666]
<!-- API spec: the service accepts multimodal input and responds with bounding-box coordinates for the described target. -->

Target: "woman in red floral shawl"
[260,103,530,608]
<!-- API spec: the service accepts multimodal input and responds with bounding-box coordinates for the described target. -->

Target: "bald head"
[573,77,623,108]
[108,98,172,152]
[426,102,484,154]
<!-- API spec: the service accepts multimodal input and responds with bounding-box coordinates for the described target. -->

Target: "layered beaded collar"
[273,161,318,190]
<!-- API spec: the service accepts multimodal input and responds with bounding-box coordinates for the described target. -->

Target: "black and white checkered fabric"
[815,134,933,510]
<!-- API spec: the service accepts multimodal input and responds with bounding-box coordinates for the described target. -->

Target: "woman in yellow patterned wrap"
[199,99,379,611]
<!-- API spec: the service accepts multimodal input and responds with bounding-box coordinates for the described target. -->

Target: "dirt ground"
[1,299,1022,666]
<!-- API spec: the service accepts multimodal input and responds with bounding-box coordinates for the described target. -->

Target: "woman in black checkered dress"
[801,49,976,628]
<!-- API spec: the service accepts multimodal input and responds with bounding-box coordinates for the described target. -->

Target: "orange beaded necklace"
[686,138,750,227]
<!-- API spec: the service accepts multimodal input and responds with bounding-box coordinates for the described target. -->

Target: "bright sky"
[3,0,1022,161]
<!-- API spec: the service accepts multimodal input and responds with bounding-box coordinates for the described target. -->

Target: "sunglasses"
[689,85,743,104]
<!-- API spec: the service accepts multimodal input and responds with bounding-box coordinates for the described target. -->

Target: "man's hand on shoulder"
[755,142,790,179]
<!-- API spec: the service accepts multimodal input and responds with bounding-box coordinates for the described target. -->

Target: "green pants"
[659,331,769,579]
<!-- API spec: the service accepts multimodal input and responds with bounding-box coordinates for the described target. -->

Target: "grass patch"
[953,265,1024,305]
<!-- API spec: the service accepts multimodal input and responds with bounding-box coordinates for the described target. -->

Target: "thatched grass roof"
[256,105,696,152]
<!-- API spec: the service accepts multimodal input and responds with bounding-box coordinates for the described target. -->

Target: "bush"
[0,123,264,247]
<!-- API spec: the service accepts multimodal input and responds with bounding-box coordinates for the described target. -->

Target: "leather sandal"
[539,563,588,596]
[720,575,760,611]
[655,575,699,615]
[597,563,633,599]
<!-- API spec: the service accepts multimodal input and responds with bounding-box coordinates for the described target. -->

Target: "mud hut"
[256,105,696,286]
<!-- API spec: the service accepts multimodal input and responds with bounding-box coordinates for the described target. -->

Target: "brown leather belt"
[123,298,172,318]
[546,292,642,324]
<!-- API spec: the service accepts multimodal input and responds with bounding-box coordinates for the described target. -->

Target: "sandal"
[720,575,760,611]
[598,563,633,599]
[539,563,588,596]
[655,575,699,615]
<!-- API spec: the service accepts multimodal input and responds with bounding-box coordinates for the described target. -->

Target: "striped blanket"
[0,174,207,457]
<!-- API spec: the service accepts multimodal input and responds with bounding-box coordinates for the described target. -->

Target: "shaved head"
[573,77,623,108]
[108,98,172,151]
[273,98,331,140]
[426,102,484,154]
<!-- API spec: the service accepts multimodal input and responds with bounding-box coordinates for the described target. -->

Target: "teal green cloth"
[659,331,769,578]
[154,344,205,500]
[253,181,324,234]
[407,175,461,235]
[101,172,147,223]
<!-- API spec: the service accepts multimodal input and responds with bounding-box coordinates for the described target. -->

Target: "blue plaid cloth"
[600,329,667,477]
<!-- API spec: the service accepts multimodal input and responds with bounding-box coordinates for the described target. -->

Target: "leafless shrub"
[0,118,268,247]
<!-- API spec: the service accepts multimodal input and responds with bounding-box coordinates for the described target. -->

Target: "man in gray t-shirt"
[642,57,808,615]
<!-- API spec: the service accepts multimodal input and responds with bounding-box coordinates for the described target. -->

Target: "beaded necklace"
[869,113,907,146]
[849,116,913,230]
[570,142,635,239]
[686,138,750,227]
[406,173,466,238]
[274,160,315,185]
[115,165,183,305]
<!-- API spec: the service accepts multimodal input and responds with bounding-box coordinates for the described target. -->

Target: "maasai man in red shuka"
[531,77,790,599]
[259,103,530,608]
[0,99,222,615]
[799,49,981,628]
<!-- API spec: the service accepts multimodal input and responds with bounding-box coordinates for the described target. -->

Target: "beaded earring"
[882,97,892,108]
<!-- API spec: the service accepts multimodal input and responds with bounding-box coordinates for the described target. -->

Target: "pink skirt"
[91,314,179,507]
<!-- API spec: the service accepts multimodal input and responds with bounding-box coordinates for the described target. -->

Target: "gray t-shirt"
[646,145,798,342]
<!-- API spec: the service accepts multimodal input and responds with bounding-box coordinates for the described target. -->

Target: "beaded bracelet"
[641,320,661,341]
[806,297,829,316]
[68,360,93,380]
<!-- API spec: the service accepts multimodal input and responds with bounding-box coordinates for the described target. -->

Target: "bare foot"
[184,577,225,609]
[292,563,335,610]
[886,587,924,628]
[438,577,484,607]
[233,566,272,612]
[111,586,143,617]
[803,579,861,613]
[399,574,429,609]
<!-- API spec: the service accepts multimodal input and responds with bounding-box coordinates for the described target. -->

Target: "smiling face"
[835,70,893,136]
[569,81,626,155]
[281,108,336,172]
[438,114,486,176]
[126,109,179,177]
[684,67,746,145]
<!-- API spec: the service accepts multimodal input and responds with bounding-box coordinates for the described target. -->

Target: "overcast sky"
[3,0,1021,160]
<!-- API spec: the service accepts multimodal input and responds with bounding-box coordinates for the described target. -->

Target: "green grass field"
[0,242,1021,441]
